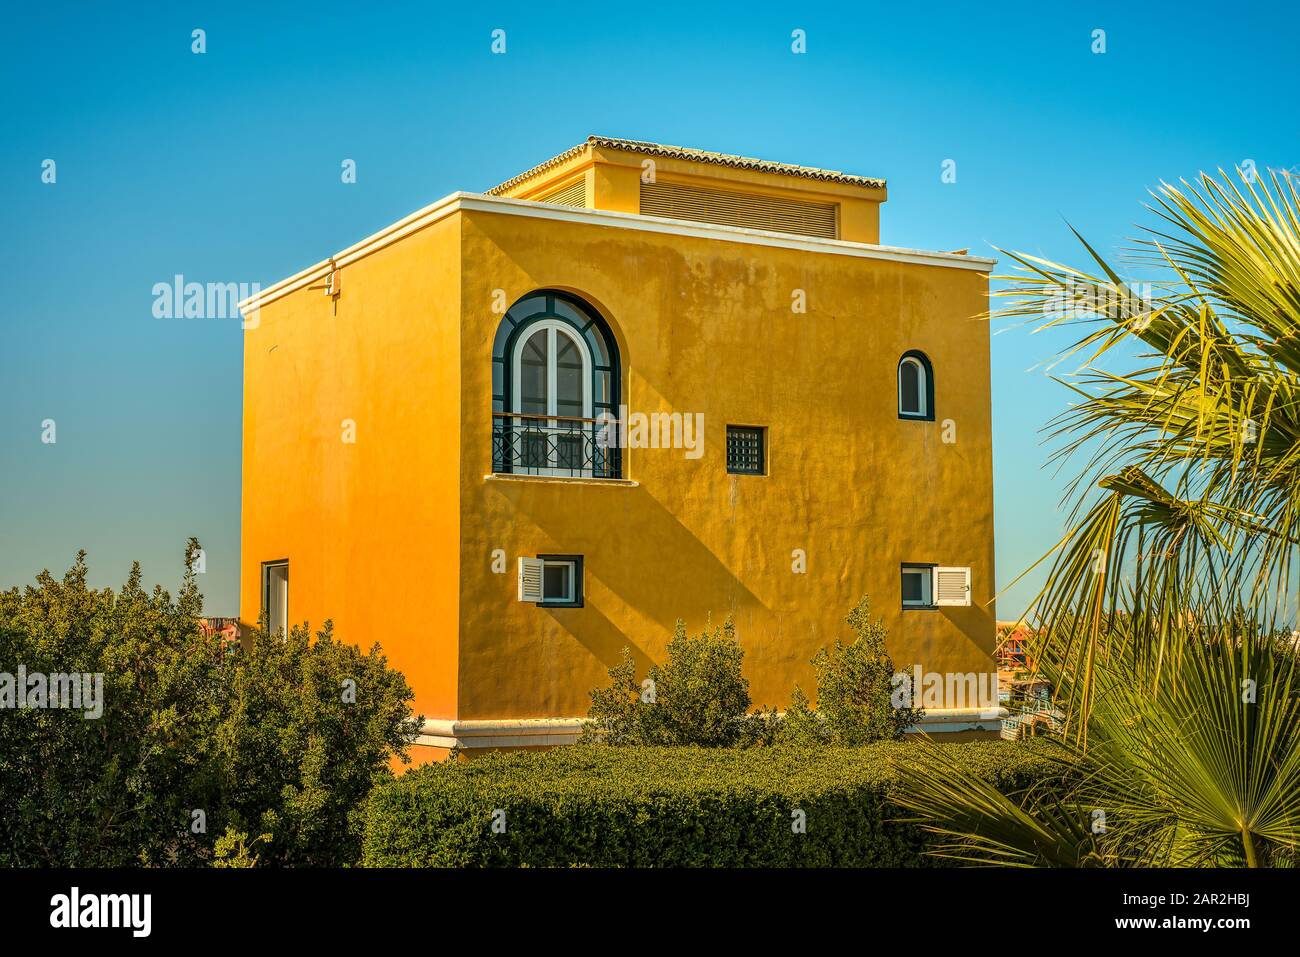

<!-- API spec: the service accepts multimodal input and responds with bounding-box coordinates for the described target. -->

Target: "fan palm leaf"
[896,626,1300,867]
[994,169,1300,728]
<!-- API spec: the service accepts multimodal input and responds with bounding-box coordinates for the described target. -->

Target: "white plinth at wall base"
[416,718,588,750]
[416,709,1008,750]
[907,707,1008,735]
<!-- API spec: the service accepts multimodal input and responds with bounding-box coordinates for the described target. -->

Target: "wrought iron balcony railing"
[492,412,622,479]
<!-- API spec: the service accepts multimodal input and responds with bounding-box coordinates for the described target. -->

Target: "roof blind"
[539,178,587,207]
[640,181,838,239]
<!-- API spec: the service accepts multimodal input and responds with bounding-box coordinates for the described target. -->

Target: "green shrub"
[210,617,419,866]
[362,739,1072,867]
[781,595,924,745]
[584,617,757,747]
[0,544,418,867]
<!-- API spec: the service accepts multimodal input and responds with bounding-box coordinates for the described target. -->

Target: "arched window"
[898,351,934,420]
[492,291,621,477]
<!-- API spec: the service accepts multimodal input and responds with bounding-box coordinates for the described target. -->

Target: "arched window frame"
[897,350,934,421]
[509,318,593,422]
[492,291,621,478]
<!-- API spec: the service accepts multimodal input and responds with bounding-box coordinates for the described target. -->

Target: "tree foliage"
[0,542,418,866]
[897,168,1300,866]
[996,169,1300,730]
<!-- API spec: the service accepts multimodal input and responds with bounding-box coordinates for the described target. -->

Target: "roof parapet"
[487,135,886,196]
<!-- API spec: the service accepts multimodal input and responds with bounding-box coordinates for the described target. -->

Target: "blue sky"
[1,1,1296,619]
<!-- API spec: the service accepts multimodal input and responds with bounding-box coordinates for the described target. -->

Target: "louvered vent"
[539,178,587,207]
[640,181,838,239]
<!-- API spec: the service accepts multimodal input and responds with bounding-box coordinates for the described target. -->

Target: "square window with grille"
[726,425,766,475]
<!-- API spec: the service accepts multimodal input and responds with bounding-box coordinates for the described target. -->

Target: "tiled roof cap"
[487,135,886,194]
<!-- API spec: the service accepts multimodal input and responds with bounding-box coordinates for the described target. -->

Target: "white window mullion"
[546,327,558,418]
[507,319,596,477]
[546,327,557,470]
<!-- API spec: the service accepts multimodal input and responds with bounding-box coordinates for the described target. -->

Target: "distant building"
[997,621,1035,671]
[198,617,241,650]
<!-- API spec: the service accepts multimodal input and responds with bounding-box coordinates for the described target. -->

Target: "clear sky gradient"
[2,1,1296,619]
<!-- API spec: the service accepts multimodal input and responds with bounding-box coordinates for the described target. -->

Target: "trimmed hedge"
[362,740,1072,867]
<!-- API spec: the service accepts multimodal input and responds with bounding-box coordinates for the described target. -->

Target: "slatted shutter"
[518,557,545,602]
[932,567,971,607]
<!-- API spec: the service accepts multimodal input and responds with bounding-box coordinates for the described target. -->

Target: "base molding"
[910,707,1007,735]
[416,718,587,750]
[416,708,1008,750]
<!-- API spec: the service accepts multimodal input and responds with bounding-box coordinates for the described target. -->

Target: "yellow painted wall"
[241,196,995,735]
[456,209,994,719]
[240,216,463,721]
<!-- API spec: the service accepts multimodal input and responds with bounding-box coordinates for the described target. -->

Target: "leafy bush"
[584,617,759,747]
[210,617,419,866]
[782,595,924,745]
[0,544,418,866]
[362,739,1071,867]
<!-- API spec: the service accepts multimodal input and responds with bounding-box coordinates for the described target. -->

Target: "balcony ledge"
[484,473,639,488]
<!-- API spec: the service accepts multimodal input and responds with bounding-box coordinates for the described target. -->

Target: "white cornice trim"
[415,709,1006,750]
[238,193,995,315]
[462,194,995,271]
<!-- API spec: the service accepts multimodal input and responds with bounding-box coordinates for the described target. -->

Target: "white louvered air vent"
[539,178,587,207]
[932,567,972,607]
[640,181,838,239]
[518,557,545,602]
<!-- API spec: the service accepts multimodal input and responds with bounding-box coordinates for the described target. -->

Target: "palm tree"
[896,617,1300,867]
[1001,168,1300,733]
[894,168,1300,865]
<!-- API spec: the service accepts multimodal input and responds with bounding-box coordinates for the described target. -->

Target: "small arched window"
[492,291,621,478]
[898,351,934,420]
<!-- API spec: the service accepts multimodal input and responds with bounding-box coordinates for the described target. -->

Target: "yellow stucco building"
[239,136,999,759]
